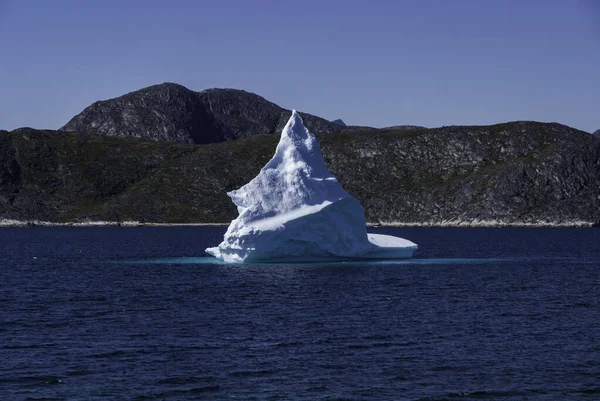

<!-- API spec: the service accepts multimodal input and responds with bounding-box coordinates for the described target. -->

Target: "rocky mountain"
[331,119,346,126]
[2,121,599,225]
[593,129,600,137]
[60,83,344,144]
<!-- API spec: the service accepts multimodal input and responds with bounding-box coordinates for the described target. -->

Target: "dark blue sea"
[1,227,599,401]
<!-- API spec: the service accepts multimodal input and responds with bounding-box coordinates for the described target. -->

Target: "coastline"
[0,219,227,227]
[367,220,595,228]
[0,219,595,228]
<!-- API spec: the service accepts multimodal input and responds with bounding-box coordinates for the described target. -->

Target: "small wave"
[346,344,370,349]
[361,334,395,341]
[86,350,129,358]
[66,369,91,377]
[229,369,276,377]
[40,379,64,385]
[431,365,463,372]
[347,341,417,349]
[570,302,595,308]
[274,341,302,347]
[2,344,45,350]
[67,296,108,302]
[417,389,531,400]
[453,390,529,398]
[85,348,153,359]
[0,375,64,386]
[132,396,154,401]
[156,376,218,385]
[133,385,221,400]
[186,385,221,393]
[305,385,330,392]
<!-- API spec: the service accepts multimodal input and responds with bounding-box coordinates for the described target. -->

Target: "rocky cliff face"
[321,122,600,225]
[2,122,600,225]
[60,83,343,144]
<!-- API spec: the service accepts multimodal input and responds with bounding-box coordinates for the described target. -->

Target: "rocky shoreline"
[0,219,226,227]
[0,219,594,228]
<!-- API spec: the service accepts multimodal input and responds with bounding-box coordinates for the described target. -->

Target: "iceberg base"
[205,233,417,263]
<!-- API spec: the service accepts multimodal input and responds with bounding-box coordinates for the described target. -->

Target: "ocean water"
[1,227,599,401]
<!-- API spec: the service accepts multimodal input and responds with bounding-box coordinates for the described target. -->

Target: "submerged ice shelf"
[206,110,417,263]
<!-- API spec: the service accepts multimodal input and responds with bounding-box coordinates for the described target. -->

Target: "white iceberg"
[206,110,417,263]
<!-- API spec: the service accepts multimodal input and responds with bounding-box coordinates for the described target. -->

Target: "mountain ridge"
[60,83,348,144]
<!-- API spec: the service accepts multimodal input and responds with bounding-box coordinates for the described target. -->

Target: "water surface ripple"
[1,227,599,400]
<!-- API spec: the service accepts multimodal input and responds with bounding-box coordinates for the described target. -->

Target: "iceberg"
[206,110,417,263]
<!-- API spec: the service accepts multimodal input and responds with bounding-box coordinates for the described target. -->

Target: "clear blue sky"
[1,0,598,132]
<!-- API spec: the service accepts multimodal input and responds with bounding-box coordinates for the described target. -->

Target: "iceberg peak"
[206,111,417,263]
[285,109,303,134]
[229,110,341,223]
[269,109,326,171]
[281,110,312,143]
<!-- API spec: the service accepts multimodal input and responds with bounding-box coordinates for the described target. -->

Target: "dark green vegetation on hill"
[1,122,599,224]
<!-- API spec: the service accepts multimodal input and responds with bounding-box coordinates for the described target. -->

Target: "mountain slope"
[322,122,600,225]
[60,83,342,144]
[2,121,600,225]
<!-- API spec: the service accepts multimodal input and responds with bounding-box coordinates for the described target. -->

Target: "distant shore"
[0,219,595,228]
[0,219,226,227]
[370,220,595,228]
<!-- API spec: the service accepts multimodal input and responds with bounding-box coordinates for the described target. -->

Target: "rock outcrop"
[61,83,343,144]
[382,125,427,131]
